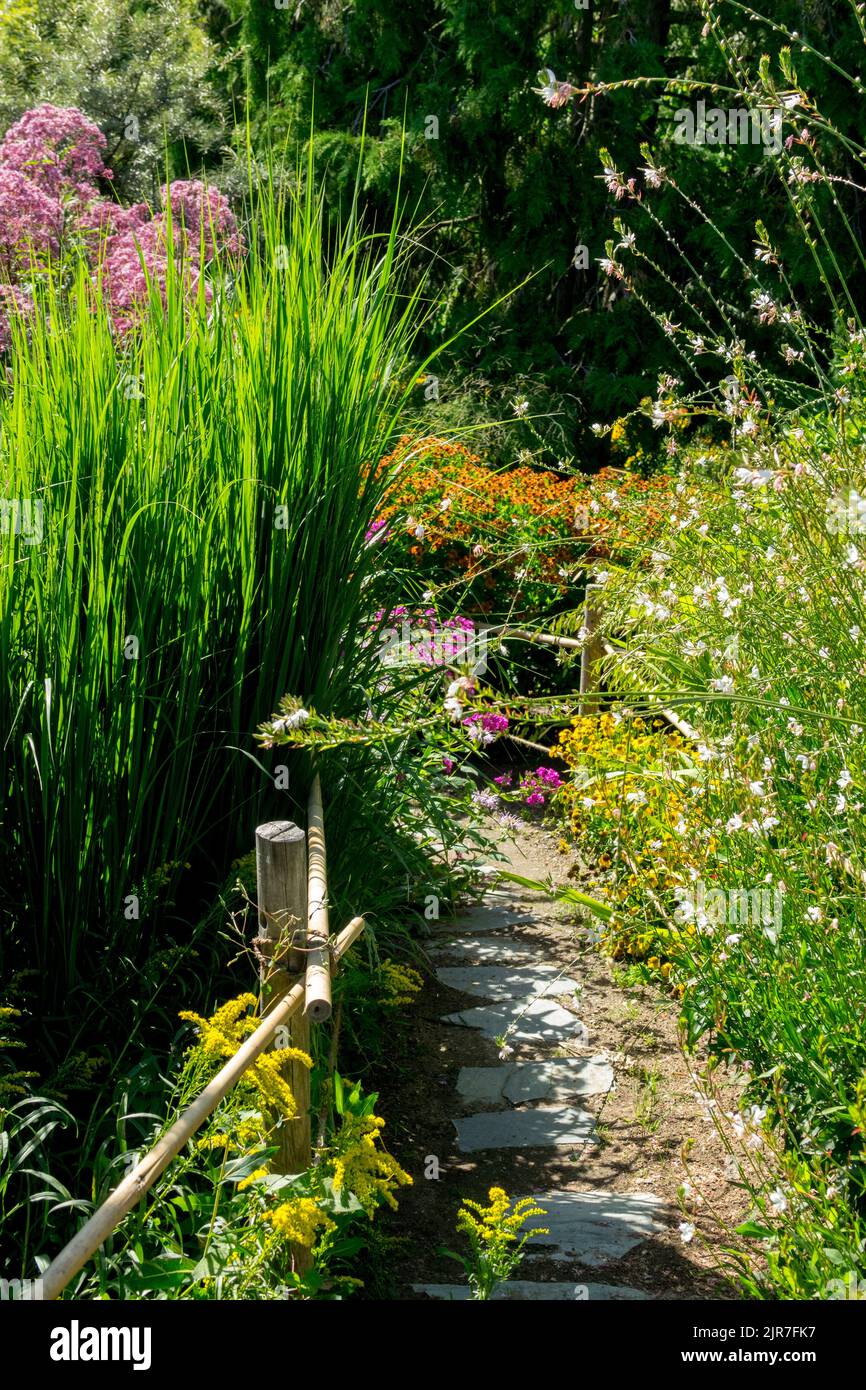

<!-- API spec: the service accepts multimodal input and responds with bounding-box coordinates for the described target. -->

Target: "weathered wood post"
[579,584,605,715]
[255,819,312,1270]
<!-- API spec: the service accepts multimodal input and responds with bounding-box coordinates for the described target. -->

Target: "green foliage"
[0,0,224,199]
[233,0,866,462]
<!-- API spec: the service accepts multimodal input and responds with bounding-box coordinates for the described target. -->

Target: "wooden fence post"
[255,820,312,1271]
[579,585,605,715]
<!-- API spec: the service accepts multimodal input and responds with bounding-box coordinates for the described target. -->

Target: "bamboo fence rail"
[41,779,361,1301]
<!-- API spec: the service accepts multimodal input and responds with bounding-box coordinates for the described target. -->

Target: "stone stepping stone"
[438,904,533,935]
[429,938,539,964]
[457,1057,613,1105]
[436,965,578,1001]
[412,1281,651,1302]
[442,996,588,1045]
[522,1191,668,1267]
[454,1106,597,1152]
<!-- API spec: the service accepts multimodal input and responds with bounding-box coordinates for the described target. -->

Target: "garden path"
[386,825,737,1301]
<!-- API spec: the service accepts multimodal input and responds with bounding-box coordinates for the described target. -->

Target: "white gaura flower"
[678,1221,696,1245]
[768,1187,788,1215]
[274,707,310,733]
[834,794,847,814]
[711,675,734,693]
[726,813,744,832]
[443,696,463,721]
[837,769,853,790]
[733,467,773,487]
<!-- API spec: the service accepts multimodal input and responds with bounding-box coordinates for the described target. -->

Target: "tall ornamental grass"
[0,165,429,1019]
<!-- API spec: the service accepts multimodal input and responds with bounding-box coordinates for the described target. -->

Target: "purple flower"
[0,104,111,201]
[442,755,455,775]
[161,180,244,262]
[463,711,509,746]
[365,518,388,545]
[520,766,562,797]
[525,791,545,807]
[0,167,62,269]
[494,772,513,787]
[471,789,501,810]
[73,198,151,259]
[480,712,509,733]
[100,218,211,335]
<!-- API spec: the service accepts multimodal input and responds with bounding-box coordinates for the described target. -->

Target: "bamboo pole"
[501,628,585,651]
[498,626,702,745]
[600,640,702,744]
[40,917,365,1302]
[305,774,332,1023]
[579,588,605,715]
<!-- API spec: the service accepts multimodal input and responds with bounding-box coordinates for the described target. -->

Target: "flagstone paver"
[454,1105,597,1152]
[442,996,589,1045]
[436,964,578,1000]
[457,1057,613,1105]
[429,937,539,964]
[522,1191,668,1266]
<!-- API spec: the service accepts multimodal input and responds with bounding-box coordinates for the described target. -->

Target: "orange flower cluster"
[373,436,672,608]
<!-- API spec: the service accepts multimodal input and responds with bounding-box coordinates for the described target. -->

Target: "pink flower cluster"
[463,710,509,746]
[371,607,479,668]
[163,181,244,261]
[0,104,111,201]
[0,104,244,346]
[100,217,211,336]
[0,167,62,270]
[492,764,562,807]
[521,765,563,808]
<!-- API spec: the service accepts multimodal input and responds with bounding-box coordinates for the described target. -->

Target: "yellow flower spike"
[269,1197,335,1248]
[238,1166,269,1191]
